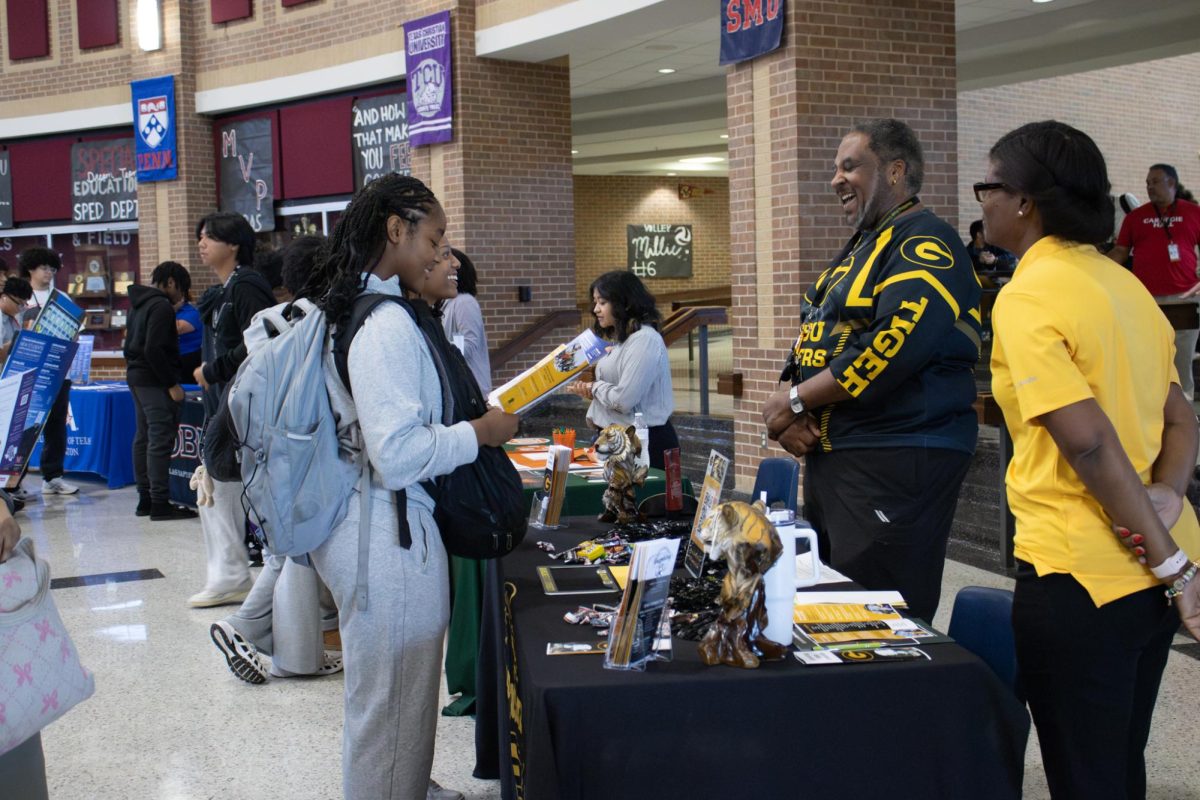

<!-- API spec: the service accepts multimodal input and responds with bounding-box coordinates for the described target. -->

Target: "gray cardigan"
[587,326,674,428]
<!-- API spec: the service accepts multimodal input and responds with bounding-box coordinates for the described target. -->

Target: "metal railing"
[661,306,727,415]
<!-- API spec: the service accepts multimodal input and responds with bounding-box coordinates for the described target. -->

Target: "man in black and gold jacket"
[763,118,981,622]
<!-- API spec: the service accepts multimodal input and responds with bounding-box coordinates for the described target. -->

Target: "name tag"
[1168,243,1181,262]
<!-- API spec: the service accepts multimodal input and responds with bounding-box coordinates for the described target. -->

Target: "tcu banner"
[404,11,453,146]
[130,75,178,182]
[719,0,785,66]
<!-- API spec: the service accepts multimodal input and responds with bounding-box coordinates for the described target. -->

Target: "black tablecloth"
[474,520,1030,800]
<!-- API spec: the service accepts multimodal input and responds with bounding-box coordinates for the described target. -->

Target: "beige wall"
[957,51,1200,240]
[573,175,730,306]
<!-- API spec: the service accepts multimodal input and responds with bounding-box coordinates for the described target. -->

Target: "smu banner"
[131,75,178,181]
[404,11,453,146]
[719,0,785,66]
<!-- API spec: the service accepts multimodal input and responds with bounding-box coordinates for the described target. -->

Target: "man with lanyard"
[18,247,77,497]
[1107,163,1200,400]
[762,119,982,623]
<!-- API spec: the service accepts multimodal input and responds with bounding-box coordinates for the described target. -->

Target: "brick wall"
[574,175,730,305]
[956,51,1200,240]
[726,0,959,491]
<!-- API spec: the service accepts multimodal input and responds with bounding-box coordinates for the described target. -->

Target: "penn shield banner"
[131,75,178,182]
[404,11,453,146]
[719,0,785,66]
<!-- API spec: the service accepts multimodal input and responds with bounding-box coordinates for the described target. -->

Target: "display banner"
[0,370,39,474]
[131,75,178,181]
[218,117,275,232]
[352,92,411,188]
[719,0,785,66]
[0,331,78,488]
[70,138,138,224]
[0,150,12,229]
[404,11,453,146]
[627,224,693,278]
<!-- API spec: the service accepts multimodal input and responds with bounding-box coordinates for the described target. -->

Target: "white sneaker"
[188,581,252,608]
[10,486,36,503]
[210,620,269,684]
[427,780,464,800]
[42,477,79,495]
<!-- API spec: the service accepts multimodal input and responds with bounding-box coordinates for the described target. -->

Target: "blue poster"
[2,331,78,429]
[131,75,178,182]
[719,0,785,66]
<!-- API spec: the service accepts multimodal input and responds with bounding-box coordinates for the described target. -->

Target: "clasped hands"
[762,386,821,457]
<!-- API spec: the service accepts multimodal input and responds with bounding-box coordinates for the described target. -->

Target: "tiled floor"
[18,476,1200,799]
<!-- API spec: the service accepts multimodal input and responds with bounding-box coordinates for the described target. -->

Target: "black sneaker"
[136,494,152,517]
[150,503,199,521]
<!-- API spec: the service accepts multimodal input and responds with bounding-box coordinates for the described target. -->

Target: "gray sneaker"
[427,780,464,800]
[210,620,269,685]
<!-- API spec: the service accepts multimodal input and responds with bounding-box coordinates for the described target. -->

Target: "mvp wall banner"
[720,0,785,65]
[218,117,275,232]
[70,138,138,224]
[404,10,453,147]
[131,75,178,181]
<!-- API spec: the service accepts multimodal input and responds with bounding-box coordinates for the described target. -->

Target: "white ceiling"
[478,0,1200,176]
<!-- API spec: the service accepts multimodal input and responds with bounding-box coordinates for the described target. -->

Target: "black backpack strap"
[330,292,422,551]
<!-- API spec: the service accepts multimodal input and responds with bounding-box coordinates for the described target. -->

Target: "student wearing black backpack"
[303,175,518,800]
[188,213,275,608]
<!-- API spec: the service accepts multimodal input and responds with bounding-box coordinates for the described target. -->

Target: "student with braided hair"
[304,174,518,800]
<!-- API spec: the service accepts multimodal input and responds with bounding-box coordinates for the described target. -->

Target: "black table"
[474,521,1030,800]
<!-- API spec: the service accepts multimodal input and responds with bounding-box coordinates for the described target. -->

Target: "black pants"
[1014,564,1179,800]
[131,385,181,504]
[39,379,71,481]
[802,446,971,622]
[647,420,680,471]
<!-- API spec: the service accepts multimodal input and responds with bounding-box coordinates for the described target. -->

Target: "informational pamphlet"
[791,603,951,652]
[488,328,608,414]
[605,537,680,671]
[794,647,931,666]
[683,449,730,577]
[536,565,620,595]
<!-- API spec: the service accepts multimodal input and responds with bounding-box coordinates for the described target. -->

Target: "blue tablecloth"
[30,382,136,489]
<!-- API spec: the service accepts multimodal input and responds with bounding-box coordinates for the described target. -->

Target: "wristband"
[1164,561,1199,602]
[1151,548,1189,580]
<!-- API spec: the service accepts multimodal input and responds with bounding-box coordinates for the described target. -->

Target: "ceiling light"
[679,156,724,164]
[571,150,579,154]
[719,134,729,139]
[1031,0,1055,3]
[667,172,677,176]
[137,0,162,51]
[657,68,676,74]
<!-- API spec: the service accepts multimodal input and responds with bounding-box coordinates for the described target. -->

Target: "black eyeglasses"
[973,182,1010,203]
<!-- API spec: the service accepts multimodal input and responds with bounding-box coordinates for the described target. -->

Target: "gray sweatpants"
[311,489,449,800]
[225,556,338,676]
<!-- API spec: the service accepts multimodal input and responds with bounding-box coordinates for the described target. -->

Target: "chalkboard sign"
[627,224,693,278]
[218,117,275,232]
[352,93,411,189]
[0,151,11,229]
[70,138,138,224]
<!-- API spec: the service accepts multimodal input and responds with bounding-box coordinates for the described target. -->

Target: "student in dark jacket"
[189,212,274,608]
[125,265,195,521]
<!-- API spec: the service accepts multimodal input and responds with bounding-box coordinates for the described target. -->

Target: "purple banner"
[404,11,453,147]
[719,0,785,66]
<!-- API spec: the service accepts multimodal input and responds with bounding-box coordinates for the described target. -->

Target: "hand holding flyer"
[488,328,608,414]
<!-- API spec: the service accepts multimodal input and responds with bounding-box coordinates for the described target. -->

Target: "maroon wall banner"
[404,11,453,146]
[720,0,785,66]
[70,138,137,223]
[218,117,275,232]
[352,93,411,188]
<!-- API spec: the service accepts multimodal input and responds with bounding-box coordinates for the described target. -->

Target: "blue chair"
[751,457,800,511]
[948,586,1022,700]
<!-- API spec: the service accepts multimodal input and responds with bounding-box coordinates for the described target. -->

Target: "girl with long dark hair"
[303,174,517,799]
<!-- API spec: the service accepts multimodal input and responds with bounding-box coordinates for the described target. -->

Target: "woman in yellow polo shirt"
[983,120,1200,800]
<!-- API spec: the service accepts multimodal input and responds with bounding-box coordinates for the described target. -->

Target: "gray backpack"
[226,304,360,562]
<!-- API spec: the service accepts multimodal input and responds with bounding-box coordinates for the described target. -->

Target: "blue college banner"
[719,0,785,66]
[404,11,453,146]
[131,75,178,181]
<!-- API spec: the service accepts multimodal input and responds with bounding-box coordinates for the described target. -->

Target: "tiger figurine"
[593,423,647,524]
[696,500,786,669]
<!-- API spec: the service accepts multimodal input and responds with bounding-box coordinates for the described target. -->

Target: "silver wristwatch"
[788,384,806,415]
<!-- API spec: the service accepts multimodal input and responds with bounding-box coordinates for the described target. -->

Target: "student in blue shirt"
[152,261,203,384]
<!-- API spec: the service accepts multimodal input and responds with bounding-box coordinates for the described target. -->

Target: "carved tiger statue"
[696,499,786,669]
[593,423,648,524]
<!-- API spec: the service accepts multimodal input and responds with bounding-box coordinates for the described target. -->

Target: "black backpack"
[333,294,525,559]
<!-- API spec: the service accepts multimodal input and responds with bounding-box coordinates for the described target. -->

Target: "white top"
[440,293,492,393]
[586,326,674,429]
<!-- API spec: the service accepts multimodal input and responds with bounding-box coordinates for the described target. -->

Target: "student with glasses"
[0,276,32,365]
